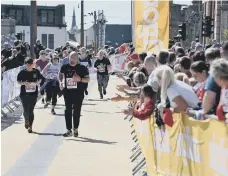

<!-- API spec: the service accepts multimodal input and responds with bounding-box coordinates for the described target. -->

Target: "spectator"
[139,52,147,64]
[168,52,176,69]
[202,72,221,115]
[205,48,216,64]
[195,43,203,52]
[192,51,206,62]
[188,41,196,52]
[175,47,185,58]
[34,39,44,59]
[211,39,221,49]
[1,49,21,72]
[1,42,12,59]
[156,50,169,66]
[222,40,228,59]
[122,84,156,120]
[210,58,228,116]
[179,56,192,78]
[188,50,195,61]
[128,53,140,67]
[191,61,209,103]
[154,65,200,112]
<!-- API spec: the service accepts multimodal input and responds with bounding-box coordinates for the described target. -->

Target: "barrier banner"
[132,0,169,54]
[133,113,228,176]
[1,66,22,107]
[108,53,127,72]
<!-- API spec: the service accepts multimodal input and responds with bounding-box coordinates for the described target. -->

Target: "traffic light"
[202,16,214,37]
[178,23,186,41]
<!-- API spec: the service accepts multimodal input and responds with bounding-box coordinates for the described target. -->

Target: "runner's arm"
[81,75,90,83]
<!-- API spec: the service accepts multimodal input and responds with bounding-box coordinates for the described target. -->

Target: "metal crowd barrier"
[1,66,23,117]
[124,110,148,176]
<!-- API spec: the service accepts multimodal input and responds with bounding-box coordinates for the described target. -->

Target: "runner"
[41,53,61,115]
[94,50,111,99]
[79,47,92,95]
[17,58,43,133]
[59,51,90,137]
[35,50,49,104]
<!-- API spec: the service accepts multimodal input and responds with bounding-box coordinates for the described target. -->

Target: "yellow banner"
[132,0,169,54]
[133,114,228,176]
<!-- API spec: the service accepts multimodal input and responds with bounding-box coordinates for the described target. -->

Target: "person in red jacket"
[122,84,156,120]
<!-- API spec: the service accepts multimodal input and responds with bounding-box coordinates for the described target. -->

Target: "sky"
[1,0,192,30]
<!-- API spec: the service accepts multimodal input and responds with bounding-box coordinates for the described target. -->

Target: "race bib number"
[25,83,36,93]
[66,78,77,89]
[47,73,57,79]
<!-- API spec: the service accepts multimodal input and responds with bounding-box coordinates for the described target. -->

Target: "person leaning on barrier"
[154,65,200,113]
[210,58,228,120]
[17,58,43,133]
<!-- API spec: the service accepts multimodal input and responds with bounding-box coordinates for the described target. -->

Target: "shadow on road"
[32,132,63,136]
[66,137,117,145]
[87,98,110,102]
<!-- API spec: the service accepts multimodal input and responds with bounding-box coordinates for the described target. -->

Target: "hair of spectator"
[180,56,191,70]
[24,57,33,65]
[175,47,185,57]
[214,48,221,58]
[210,58,228,80]
[175,72,189,84]
[127,61,135,71]
[144,55,156,68]
[133,71,146,87]
[191,61,209,73]
[155,65,175,104]
[168,52,176,63]
[157,50,169,65]
[205,48,216,61]
[139,52,147,62]
[193,51,206,62]
[141,84,156,99]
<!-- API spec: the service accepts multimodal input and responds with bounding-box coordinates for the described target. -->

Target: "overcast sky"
[2,0,192,30]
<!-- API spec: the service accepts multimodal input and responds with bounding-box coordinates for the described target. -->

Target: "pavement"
[1,74,134,176]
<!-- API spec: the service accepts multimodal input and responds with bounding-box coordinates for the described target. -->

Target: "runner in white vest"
[42,53,61,115]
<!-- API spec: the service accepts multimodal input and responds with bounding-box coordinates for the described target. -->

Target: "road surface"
[1,74,134,176]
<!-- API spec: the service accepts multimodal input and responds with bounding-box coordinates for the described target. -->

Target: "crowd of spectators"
[111,39,228,128]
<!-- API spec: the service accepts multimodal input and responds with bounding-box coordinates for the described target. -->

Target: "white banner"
[108,53,127,72]
[1,66,23,107]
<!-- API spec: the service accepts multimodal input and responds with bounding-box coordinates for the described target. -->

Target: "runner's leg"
[20,95,30,129]
[97,74,103,98]
[102,75,109,95]
[27,96,37,133]
[63,91,73,137]
[72,92,84,137]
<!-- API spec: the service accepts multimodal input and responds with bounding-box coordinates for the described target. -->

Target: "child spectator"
[191,61,209,103]
[122,84,156,120]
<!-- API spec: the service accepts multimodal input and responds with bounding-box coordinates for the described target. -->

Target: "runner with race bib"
[41,53,61,114]
[59,51,90,137]
[17,58,43,133]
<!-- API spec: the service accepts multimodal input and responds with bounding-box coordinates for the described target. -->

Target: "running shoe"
[63,130,72,137]
[51,109,56,115]
[103,89,107,95]
[73,128,79,137]
[41,98,45,104]
[100,93,103,99]
[25,121,29,129]
[44,102,50,108]
[85,89,88,95]
[28,127,32,133]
